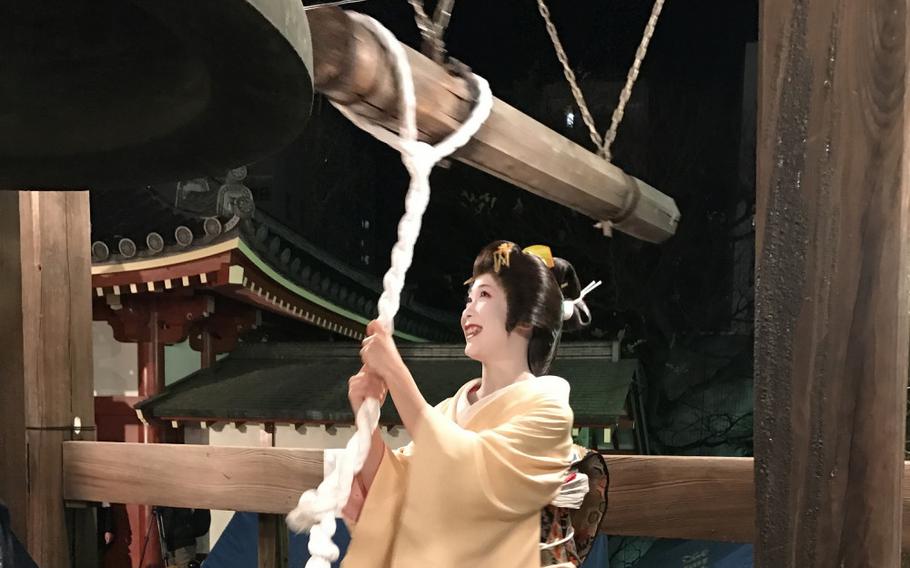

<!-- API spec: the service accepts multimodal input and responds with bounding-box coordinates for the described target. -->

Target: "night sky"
[256,0,759,344]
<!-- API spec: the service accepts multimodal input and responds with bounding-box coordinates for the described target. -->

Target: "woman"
[343,241,592,567]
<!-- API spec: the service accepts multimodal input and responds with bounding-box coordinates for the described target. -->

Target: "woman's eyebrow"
[466,283,492,296]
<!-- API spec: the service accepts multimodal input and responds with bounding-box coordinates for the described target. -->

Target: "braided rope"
[536,0,605,155]
[285,13,492,567]
[536,0,667,161]
[409,0,455,63]
[602,0,666,160]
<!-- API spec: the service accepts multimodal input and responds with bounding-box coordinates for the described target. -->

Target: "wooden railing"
[61,441,910,546]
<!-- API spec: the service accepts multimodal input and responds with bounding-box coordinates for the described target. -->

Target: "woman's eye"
[480,290,491,298]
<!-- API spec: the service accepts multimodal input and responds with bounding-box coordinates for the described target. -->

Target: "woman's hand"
[360,320,407,384]
[348,366,387,415]
[360,320,429,437]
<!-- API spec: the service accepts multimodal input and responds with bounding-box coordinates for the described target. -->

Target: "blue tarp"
[581,534,609,567]
[633,539,752,568]
[202,512,350,568]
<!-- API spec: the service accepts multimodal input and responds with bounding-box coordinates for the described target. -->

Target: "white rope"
[540,526,576,551]
[285,12,493,568]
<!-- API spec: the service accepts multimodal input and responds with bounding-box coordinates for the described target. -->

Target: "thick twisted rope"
[285,13,492,568]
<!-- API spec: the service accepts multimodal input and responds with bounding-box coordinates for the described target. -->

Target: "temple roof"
[135,341,636,427]
[89,184,458,342]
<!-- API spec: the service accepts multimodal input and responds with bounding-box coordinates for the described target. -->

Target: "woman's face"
[461,273,511,362]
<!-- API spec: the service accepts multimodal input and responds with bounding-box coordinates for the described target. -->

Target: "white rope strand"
[286,13,492,568]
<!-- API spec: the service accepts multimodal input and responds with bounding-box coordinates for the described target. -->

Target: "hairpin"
[562,280,602,321]
[492,243,513,273]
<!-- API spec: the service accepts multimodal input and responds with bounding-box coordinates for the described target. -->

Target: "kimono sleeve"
[346,442,412,526]
[412,394,574,518]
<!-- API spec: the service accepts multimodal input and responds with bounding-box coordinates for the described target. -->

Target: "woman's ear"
[512,322,534,339]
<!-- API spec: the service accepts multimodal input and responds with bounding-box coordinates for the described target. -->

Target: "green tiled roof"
[136,342,637,426]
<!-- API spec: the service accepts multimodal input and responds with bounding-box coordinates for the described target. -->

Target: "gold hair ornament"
[492,243,513,273]
[522,244,556,268]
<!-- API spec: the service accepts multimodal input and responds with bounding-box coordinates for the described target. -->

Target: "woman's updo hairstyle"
[550,256,593,332]
[469,241,592,375]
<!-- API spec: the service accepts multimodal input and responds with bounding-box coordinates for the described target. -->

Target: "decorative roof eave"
[91,235,431,342]
[89,184,459,342]
[91,236,240,293]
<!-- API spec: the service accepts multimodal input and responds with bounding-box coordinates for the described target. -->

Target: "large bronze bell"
[0,0,313,189]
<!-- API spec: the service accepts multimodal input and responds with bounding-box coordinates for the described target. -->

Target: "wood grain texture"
[258,514,287,568]
[601,456,754,542]
[62,444,910,546]
[26,430,70,568]
[63,442,323,514]
[258,514,277,568]
[19,192,95,428]
[0,192,95,557]
[756,1,909,566]
[0,191,28,538]
[257,420,283,567]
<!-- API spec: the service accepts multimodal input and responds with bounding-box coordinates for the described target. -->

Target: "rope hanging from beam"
[409,0,456,63]
[284,12,493,568]
[537,0,666,161]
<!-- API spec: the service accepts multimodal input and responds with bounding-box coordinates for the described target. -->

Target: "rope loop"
[286,13,492,567]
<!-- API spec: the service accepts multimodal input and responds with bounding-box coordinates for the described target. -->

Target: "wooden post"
[307,7,680,244]
[755,1,909,566]
[201,329,215,369]
[0,191,96,565]
[258,515,281,568]
[138,337,165,445]
[137,318,165,568]
[258,423,286,567]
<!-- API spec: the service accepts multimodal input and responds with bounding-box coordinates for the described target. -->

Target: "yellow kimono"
[343,375,574,568]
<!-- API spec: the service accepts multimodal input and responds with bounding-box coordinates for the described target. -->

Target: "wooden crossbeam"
[63,442,322,514]
[62,442,910,545]
[307,8,680,244]
[603,455,753,542]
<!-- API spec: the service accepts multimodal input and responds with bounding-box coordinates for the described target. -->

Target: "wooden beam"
[756,1,909,566]
[63,442,323,514]
[600,455,753,542]
[97,294,214,345]
[61,443,910,545]
[0,192,95,565]
[307,8,680,244]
